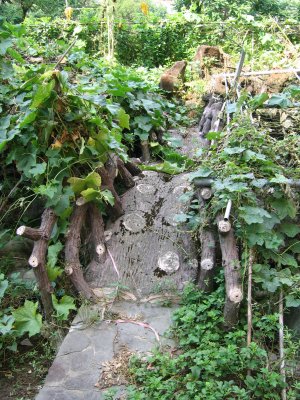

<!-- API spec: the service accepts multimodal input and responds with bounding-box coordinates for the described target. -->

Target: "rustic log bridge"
[17,208,57,319]
[65,204,96,301]
[198,229,216,292]
[217,214,243,328]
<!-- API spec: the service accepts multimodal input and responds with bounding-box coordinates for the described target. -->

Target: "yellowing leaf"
[52,139,62,149]
[140,2,149,15]
[65,7,73,20]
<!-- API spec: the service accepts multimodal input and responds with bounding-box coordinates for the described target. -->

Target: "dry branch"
[116,158,135,188]
[98,166,124,221]
[65,204,96,300]
[217,215,243,328]
[18,208,57,319]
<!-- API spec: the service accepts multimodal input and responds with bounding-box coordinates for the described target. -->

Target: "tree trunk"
[198,229,216,292]
[217,215,243,328]
[65,204,96,300]
[141,140,151,163]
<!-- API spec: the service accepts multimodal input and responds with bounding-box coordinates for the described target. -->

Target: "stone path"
[36,302,176,400]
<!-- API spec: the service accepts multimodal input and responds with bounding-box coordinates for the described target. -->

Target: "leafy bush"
[127,281,299,399]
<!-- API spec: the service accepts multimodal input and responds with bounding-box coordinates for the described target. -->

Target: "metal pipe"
[224,200,232,221]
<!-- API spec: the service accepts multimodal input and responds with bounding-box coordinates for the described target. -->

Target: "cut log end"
[16,226,26,236]
[200,188,213,200]
[65,264,73,276]
[228,288,243,303]
[200,258,214,270]
[96,244,106,256]
[29,255,39,268]
[218,220,231,233]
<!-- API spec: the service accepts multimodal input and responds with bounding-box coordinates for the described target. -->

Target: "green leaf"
[84,172,101,190]
[0,38,12,55]
[30,80,55,109]
[270,198,297,219]
[81,187,101,202]
[270,174,289,184]
[19,111,37,128]
[52,295,76,321]
[101,189,115,206]
[47,241,63,269]
[0,274,8,300]
[0,314,15,335]
[117,108,130,130]
[68,177,86,195]
[279,223,300,238]
[12,301,42,337]
[285,295,300,308]
[267,94,292,108]
[47,265,63,282]
[239,206,271,224]
[249,93,269,109]
[29,162,47,177]
[223,147,245,155]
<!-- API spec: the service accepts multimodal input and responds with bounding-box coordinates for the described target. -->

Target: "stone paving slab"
[36,301,177,400]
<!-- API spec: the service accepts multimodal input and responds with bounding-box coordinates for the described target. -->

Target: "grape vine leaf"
[12,301,42,337]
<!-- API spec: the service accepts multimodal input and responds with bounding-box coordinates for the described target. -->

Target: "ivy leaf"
[0,314,15,335]
[12,301,42,337]
[0,38,12,55]
[84,172,101,190]
[279,254,298,268]
[285,295,300,308]
[239,206,271,224]
[267,94,292,108]
[47,265,63,282]
[223,147,245,155]
[68,177,86,195]
[270,198,297,219]
[189,167,213,180]
[279,223,300,238]
[28,162,47,177]
[19,111,37,128]
[270,174,289,184]
[30,80,55,109]
[0,273,8,300]
[81,187,101,202]
[47,241,63,269]
[52,295,76,321]
[101,189,115,206]
[249,93,269,109]
[117,108,130,130]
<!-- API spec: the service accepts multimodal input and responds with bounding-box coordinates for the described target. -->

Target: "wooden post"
[17,208,57,319]
[141,140,151,163]
[65,204,96,300]
[217,215,243,328]
[198,230,216,292]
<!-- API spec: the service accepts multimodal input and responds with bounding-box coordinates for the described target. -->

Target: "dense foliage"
[127,282,299,399]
